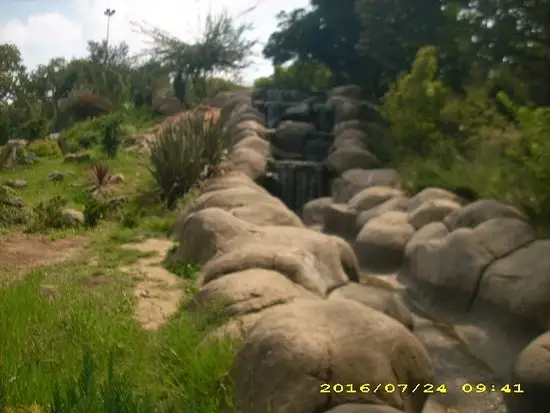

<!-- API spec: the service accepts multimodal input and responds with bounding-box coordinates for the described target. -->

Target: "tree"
[262,1,385,97]
[254,60,333,92]
[0,43,24,102]
[134,10,255,101]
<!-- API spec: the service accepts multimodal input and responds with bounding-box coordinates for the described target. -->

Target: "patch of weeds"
[164,260,200,281]
[27,139,63,158]
[0,257,239,412]
[47,350,155,413]
[119,209,139,229]
[26,196,70,233]
[83,196,109,228]
[141,216,174,235]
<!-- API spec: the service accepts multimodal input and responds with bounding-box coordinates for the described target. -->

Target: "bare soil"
[0,233,88,283]
[120,238,185,330]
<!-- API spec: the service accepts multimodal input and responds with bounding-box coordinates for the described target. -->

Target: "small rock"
[110,173,124,184]
[63,152,90,163]
[40,284,61,300]
[47,172,65,182]
[4,179,27,189]
[61,208,84,227]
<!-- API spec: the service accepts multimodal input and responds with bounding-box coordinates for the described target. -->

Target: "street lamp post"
[104,8,116,63]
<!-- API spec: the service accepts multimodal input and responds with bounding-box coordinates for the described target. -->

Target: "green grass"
[0,149,150,211]
[0,143,240,412]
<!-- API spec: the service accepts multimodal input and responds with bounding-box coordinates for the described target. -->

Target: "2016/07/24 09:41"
[461,383,524,394]
[319,383,448,394]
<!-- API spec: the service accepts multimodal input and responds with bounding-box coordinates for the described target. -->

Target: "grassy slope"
[0,147,236,412]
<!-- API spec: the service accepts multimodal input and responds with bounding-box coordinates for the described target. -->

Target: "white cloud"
[0,0,310,84]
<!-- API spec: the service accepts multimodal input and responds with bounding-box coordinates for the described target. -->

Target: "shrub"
[0,186,31,227]
[77,134,99,149]
[27,139,63,158]
[83,195,108,228]
[148,110,228,209]
[497,94,550,224]
[61,120,102,153]
[27,196,69,232]
[120,208,139,228]
[382,46,451,158]
[100,114,123,158]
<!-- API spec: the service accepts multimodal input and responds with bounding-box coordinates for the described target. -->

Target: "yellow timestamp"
[320,383,448,394]
[461,383,524,394]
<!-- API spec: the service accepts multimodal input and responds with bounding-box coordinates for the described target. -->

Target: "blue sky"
[0,0,310,84]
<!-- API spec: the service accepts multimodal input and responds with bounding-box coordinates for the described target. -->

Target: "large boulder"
[407,199,461,230]
[220,97,253,123]
[349,187,405,212]
[225,104,264,132]
[171,186,286,235]
[328,283,413,330]
[323,203,359,241]
[229,202,304,227]
[355,211,415,273]
[229,147,268,180]
[506,332,550,413]
[229,299,434,413]
[328,84,363,100]
[406,218,535,313]
[332,169,402,203]
[200,222,360,297]
[404,222,449,260]
[302,197,333,227]
[474,239,550,328]
[333,120,368,136]
[356,196,410,229]
[406,188,460,213]
[272,121,316,154]
[187,268,319,318]
[233,134,271,157]
[172,208,360,296]
[230,121,267,144]
[199,172,269,195]
[170,207,252,265]
[443,199,527,230]
[331,129,368,151]
[328,96,362,123]
[325,147,380,175]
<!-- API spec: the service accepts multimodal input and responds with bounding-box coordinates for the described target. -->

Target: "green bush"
[383,45,550,232]
[26,196,70,233]
[0,186,31,228]
[381,46,451,158]
[148,111,228,209]
[27,139,63,158]
[83,196,108,228]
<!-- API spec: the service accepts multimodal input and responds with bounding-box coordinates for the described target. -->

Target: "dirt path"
[120,239,185,330]
[364,272,508,413]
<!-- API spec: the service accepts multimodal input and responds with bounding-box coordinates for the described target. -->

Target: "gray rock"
[332,169,402,203]
[4,179,27,189]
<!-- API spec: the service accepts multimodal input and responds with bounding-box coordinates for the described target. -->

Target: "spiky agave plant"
[88,163,113,194]
[147,117,206,209]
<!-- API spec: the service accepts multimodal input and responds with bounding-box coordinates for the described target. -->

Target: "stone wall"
[168,86,550,412]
